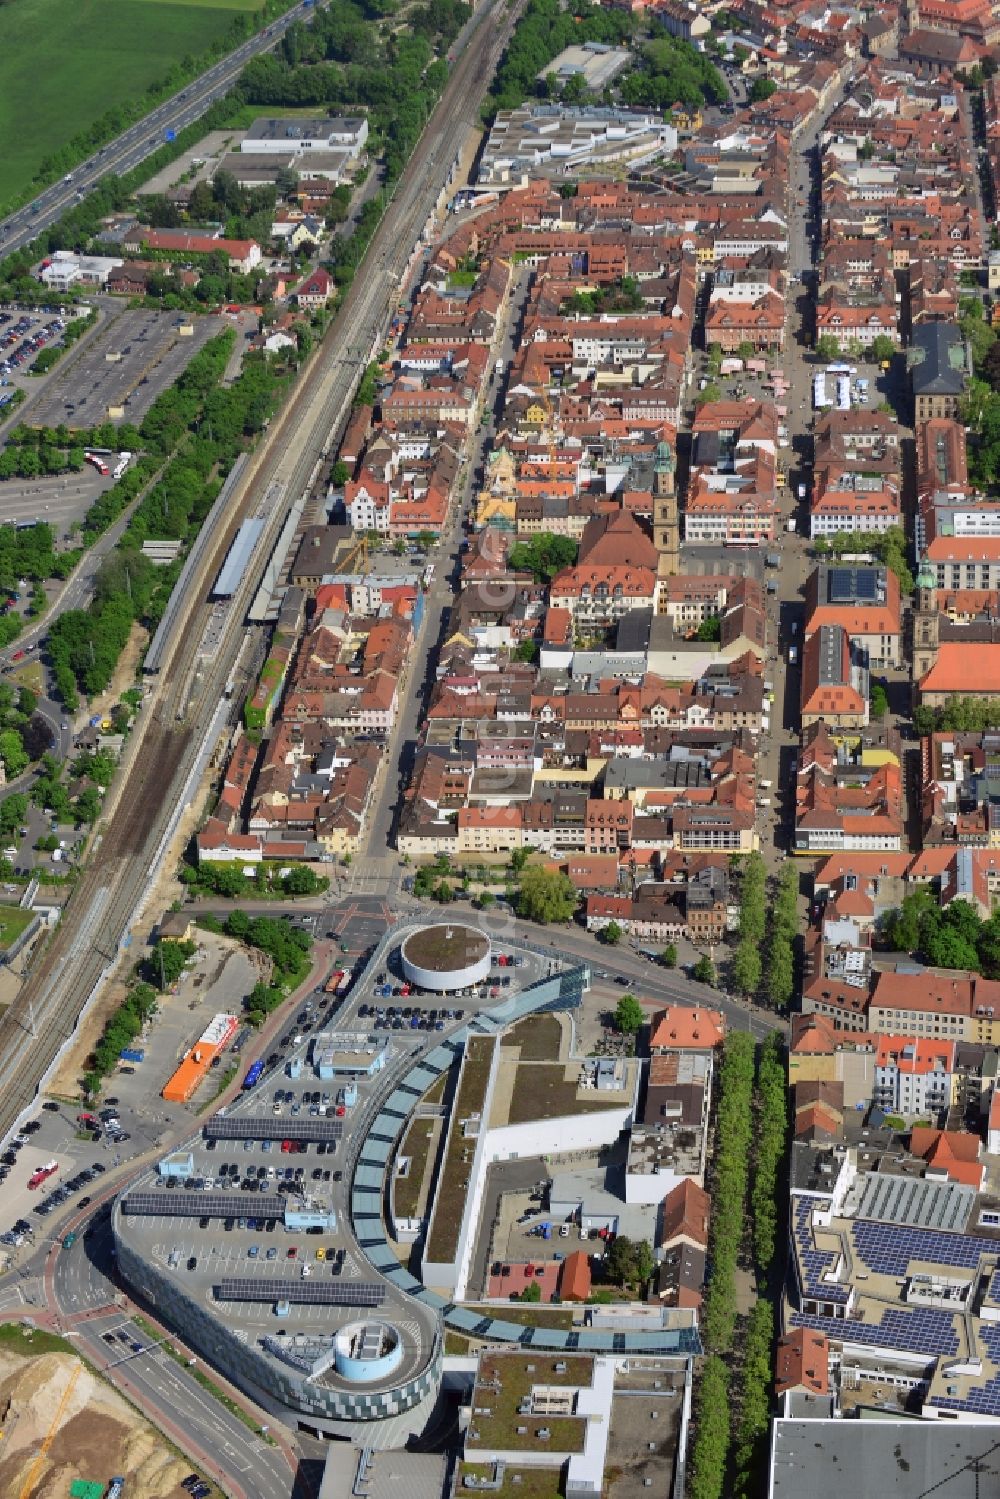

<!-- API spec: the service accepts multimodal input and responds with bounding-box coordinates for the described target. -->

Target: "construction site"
[0,1327,197,1498]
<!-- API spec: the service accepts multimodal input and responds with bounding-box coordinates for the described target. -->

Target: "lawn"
[0,903,36,950]
[0,0,265,206]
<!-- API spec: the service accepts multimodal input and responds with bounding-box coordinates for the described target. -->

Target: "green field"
[0,0,267,206]
[0,903,35,950]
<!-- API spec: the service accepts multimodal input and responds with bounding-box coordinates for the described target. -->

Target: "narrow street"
[361,267,533,862]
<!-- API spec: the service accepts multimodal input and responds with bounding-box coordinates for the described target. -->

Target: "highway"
[0,0,523,1143]
[0,0,314,256]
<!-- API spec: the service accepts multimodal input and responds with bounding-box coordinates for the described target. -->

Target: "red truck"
[28,1159,58,1190]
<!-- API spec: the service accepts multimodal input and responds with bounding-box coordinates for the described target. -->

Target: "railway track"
[0,0,521,1139]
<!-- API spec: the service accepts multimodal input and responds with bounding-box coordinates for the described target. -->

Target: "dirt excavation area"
[0,1342,192,1497]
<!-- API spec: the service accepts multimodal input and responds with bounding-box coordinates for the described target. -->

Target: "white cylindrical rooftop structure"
[400,924,491,992]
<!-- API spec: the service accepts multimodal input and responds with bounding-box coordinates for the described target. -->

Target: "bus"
[242,1059,264,1090]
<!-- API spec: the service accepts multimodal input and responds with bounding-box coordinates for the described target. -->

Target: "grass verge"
[0,1322,74,1355]
[196,1065,236,1114]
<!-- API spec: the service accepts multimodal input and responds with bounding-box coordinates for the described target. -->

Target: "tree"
[738,850,766,944]
[885,887,939,952]
[519,1278,542,1302]
[74,786,102,825]
[766,939,794,1010]
[749,75,777,102]
[0,729,28,780]
[508,533,578,582]
[0,793,27,839]
[871,334,896,365]
[688,1356,730,1499]
[695,381,721,406]
[870,683,889,719]
[560,71,587,103]
[925,924,980,972]
[512,639,539,664]
[732,937,762,997]
[696,615,721,642]
[282,865,327,896]
[604,1234,654,1288]
[701,1032,754,1351]
[613,993,644,1035]
[515,866,578,924]
[476,891,495,911]
[201,862,247,898]
[149,937,195,991]
[751,1034,787,1275]
[693,955,716,986]
[732,1301,775,1494]
[815,333,842,361]
[602,920,623,946]
[660,943,678,968]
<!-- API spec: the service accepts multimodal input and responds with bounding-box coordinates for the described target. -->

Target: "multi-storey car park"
[112,921,701,1438]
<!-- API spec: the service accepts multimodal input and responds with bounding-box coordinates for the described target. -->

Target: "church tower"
[911,552,940,692]
[653,441,680,579]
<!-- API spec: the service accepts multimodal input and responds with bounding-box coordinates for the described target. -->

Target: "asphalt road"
[187,888,785,1041]
[47,1209,299,1499]
[0,0,314,256]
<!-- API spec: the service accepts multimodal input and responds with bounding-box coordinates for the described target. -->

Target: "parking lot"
[0,306,67,391]
[114,1015,439,1390]
[1,921,563,1278]
[0,468,110,538]
[26,309,225,431]
[0,1132,98,1249]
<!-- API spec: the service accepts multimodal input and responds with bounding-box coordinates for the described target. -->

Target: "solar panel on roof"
[204,1117,343,1143]
[214,1278,385,1307]
[122,1191,287,1219]
[790,1306,959,1358]
[828,566,878,604]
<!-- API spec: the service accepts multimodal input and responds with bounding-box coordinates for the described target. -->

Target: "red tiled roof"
[649,1006,726,1051]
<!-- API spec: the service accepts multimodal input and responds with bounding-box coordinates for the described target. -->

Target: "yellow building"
[476,491,516,530]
